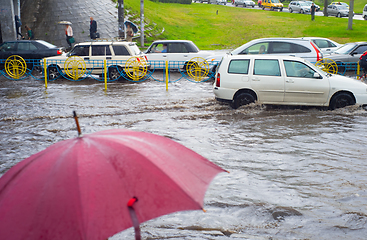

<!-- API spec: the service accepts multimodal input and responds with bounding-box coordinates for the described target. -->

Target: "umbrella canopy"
[0,129,225,240]
[58,21,72,25]
[124,20,138,33]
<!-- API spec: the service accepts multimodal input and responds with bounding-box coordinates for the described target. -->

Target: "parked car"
[0,40,64,70]
[42,41,147,80]
[211,0,227,4]
[324,42,367,73]
[213,55,367,110]
[261,0,283,11]
[288,1,311,14]
[331,1,349,9]
[301,37,342,54]
[144,40,212,70]
[304,1,320,11]
[363,4,367,20]
[206,38,323,74]
[327,4,353,17]
[234,0,255,8]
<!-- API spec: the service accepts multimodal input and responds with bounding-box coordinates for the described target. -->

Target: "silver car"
[301,37,342,54]
[325,42,367,73]
[327,5,353,17]
[288,1,311,14]
[234,0,255,7]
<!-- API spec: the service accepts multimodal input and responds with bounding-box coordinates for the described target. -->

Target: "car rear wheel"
[329,92,355,110]
[262,6,265,10]
[47,65,61,80]
[108,66,122,80]
[231,92,255,109]
[364,15,367,20]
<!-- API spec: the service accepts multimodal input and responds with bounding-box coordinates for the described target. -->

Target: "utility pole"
[118,0,125,39]
[140,0,144,47]
[347,0,354,30]
[323,0,328,17]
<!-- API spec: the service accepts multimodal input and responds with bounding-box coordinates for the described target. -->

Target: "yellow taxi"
[331,2,349,9]
[261,0,283,11]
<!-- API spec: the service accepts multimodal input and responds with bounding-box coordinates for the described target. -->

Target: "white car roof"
[224,54,308,63]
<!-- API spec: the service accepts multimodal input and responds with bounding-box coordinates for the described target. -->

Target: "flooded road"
[1,74,367,239]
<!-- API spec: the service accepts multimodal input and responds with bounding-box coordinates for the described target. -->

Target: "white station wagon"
[213,55,367,110]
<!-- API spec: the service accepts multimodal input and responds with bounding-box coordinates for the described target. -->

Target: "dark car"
[0,40,64,70]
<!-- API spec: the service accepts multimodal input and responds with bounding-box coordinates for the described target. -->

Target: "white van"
[363,4,367,20]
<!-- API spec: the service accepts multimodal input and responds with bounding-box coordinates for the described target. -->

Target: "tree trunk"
[347,0,354,30]
[323,0,328,17]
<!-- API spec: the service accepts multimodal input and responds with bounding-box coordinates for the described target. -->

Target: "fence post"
[165,61,168,91]
[104,59,107,90]
[44,59,48,89]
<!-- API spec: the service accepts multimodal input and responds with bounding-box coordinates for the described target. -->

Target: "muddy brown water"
[1,74,367,239]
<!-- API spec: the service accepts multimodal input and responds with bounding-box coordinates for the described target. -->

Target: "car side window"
[92,45,111,56]
[240,42,269,55]
[253,59,281,76]
[228,59,250,74]
[0,42,16,52]
[284,60,316,78]
[113,46,130,56]
[313,40,329,49]
[70,46,90,56]
[169,43,189,53]
[353,45,367,55]
[18,42,37,51]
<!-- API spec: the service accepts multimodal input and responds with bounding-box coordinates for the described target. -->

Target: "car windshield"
[272,0,280,3]
[334,43,356,54]
[299,2,308,6]
[129,43,142,55]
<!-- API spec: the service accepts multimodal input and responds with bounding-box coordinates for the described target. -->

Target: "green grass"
[124,0,367,50]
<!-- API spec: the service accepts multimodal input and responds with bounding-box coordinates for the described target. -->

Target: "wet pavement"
[20,0,119,49]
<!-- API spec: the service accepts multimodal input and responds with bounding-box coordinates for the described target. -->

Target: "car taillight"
[57,49,62,55]
[144,56,148,61]
[310,42,322,62]
[216,73,220,87]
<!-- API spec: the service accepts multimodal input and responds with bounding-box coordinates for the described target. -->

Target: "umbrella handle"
[73,111,82,136]
[127,197,141,240]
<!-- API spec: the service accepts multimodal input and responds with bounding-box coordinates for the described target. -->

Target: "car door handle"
[252,77,261,81]
[84,57,89,60]
[106,57,112,60]
[162,55,167,57]
[183,55,188,57]
[286,79,294,83]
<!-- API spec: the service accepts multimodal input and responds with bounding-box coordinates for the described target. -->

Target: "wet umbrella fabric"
[58,21,72,25]
[124,20,138,33]
[0,129,225,240]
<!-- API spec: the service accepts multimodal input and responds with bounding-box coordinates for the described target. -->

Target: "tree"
[347,0,354,30]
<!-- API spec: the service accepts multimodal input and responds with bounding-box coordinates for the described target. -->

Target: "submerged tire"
[231,92,255,109]
[47,65,61,80]
[108,66,122,80]
[329,92,355,110]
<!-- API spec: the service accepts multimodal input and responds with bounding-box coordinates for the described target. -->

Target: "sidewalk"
[20,0,119,48]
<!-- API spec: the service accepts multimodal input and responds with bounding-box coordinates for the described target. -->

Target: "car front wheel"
[329,92,355,110]
[300,9,304,14]
[289,8,293,13]
[337,12,341,18]
[231,92,255,109]
[364,15,367,20]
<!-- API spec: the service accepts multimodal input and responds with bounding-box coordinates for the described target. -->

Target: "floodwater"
[1,73,367,239]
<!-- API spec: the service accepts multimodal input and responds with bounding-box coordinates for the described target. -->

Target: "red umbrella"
[0,116,225,240]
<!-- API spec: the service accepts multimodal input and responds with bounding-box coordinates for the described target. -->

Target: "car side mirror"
[351,52,357,56]
[313,72,321,78]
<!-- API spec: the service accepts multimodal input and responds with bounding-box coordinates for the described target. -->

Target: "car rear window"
[253,59,281,76]
[113,46,131,56]
[228,59,250,74]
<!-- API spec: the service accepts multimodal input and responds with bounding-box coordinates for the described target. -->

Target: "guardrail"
[0,55,218,90]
